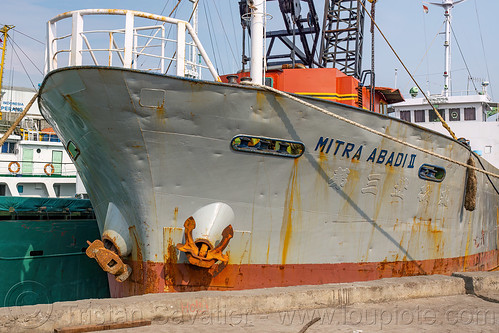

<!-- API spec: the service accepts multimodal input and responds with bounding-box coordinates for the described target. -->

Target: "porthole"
[231,135,305,158]
[66,141,80,161]
[418,164,446,182]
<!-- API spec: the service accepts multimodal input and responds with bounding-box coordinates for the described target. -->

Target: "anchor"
[86,239,131,282]
[176,216,234,269]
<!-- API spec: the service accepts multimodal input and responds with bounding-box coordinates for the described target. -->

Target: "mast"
[443,2,451,96]
[250,0,264,84]
[189,0,200,79]
[0,25,14,101]
[428,0,466,97]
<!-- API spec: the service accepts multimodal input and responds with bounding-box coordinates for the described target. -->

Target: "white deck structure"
[390,93,499,168]
[0,87,80,198]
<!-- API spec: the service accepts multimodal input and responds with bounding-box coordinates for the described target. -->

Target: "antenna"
[426,0,467,97]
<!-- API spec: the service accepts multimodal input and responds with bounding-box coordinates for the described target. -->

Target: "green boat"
[0,197,109,307]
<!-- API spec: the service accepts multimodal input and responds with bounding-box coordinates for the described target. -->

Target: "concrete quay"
[1,272,498,332]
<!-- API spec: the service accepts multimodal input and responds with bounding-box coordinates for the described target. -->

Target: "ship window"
[231,135,305,158]
[54,184,61,197]
[66,141,80,161]
[414,110,425,122]
[400,111,411,122]
[41,133,60,142]
[17,185,23,194]
[0,184,5,196]
[449,108,460,121]
[464,107,476,120]
[379,103,387,114]
[485,146,492,154]
[264,77,274,87]
[1,142,15,154]
[429,109,445,122]
[52,151,63,175]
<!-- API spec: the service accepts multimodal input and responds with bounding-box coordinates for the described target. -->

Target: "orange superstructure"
[221,67,403,113]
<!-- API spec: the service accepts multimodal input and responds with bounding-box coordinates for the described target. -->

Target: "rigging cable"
[473,0,493,99]
[163,0,191,74]
[227,0,241,61]
[160,0,172,16]
[165,0,207,74]
[139,0,172,68]
[169,0,183,17]
[472,149,499,198]
[357,0,457,140]
[12,29,44,45]
[402,21,445,95]
[165,0,205,75]
[423,4,430,93]
[449,23,478,94]
[202,1,220,74]
[204,2,225,74]
[213,1,239,70]
[9,38,43,76]
[8,39,36,90]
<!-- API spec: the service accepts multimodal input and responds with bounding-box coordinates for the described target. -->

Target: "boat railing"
[45,9,220,81]
[19,129,60,142]
[1,160,77,177]
[449,90,490,98]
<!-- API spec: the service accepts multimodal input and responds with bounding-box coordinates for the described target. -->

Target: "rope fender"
[465,156,477,211]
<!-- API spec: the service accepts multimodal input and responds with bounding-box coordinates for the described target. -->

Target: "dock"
[1,271,498,332]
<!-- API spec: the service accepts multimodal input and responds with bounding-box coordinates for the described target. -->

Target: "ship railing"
[453,90,491,98]
[426,90,491,98]
[19,129,60,142]
[1,160,77,177]
[45,9,220,81]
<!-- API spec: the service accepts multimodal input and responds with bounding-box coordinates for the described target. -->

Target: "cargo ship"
[38,1,499,297]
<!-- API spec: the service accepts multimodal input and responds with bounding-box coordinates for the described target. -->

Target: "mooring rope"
[357,0,457,141]
[241,81,499,180]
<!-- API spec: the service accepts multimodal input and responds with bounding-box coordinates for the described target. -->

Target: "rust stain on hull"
[123,225,145,295]
[163,230,178,292]
[410,217,444,258]
[108,249,499,297]
[496,207,499,251]
[463,214,473,271]
[173,207,178,227]
[280,159,300,265]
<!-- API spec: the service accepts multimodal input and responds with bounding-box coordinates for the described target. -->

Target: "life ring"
[44,163,55,176]
[8,161,20,174]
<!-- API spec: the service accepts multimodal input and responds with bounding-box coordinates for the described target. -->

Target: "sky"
[1,0,498,100]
